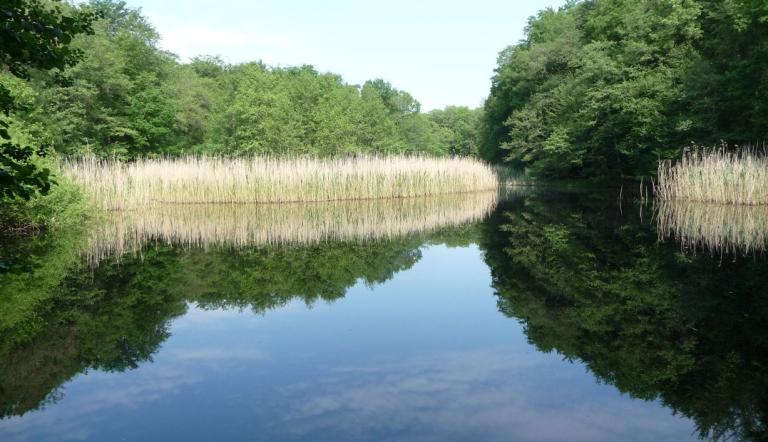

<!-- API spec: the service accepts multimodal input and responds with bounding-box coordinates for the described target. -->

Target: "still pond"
[1,190,765,441]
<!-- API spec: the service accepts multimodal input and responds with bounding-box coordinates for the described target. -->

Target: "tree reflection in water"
[2,190,767,441]
[481,191,768,440]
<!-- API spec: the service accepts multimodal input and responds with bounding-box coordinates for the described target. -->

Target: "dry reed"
[657,201,768,255]
[83,192,498,266]
[656,146,768,205]
[64,155,499,210]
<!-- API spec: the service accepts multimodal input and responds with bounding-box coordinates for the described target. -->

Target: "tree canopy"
[0,0,96,199]
[0,0,480,165]
[480,0,768,179]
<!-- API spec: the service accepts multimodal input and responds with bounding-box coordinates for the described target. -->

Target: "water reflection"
[85,192,497,266]
[1,190,766,441]
[481,191,768,440]
[0,222,479,419]
[657,201,768,255]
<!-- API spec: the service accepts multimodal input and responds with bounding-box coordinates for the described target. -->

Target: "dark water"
[1,191,766,441]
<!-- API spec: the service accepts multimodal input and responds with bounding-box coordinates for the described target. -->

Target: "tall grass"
[656,146,768,205]
[83,192,498,266]
[64,155,499,210]
[657,201,768,255]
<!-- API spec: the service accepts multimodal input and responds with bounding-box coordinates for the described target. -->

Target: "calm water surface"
[1,191,765,441]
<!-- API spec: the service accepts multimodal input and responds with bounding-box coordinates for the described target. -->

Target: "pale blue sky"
[129,0,565,110]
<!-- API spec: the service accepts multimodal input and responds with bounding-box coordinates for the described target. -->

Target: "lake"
[1,189,765,441]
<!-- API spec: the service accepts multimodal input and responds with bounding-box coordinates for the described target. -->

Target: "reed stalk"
[64,155,499,210]
[656,146,768,205]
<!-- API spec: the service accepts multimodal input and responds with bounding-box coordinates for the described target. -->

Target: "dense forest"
[480,0,768,179]
[0,0,480,204]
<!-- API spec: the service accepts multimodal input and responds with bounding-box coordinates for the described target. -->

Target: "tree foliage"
[0,0,479,163]
[428,106,481,156]
[480,0,768,179]
[0,0,96,199]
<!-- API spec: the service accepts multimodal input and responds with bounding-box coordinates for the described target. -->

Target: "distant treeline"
[1,0,481,163]
[480,0,768,179]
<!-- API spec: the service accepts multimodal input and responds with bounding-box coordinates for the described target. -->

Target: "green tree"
[364,78,421,116]
[428,106,481,156]
[208,65,450,156]
[34,0,182,158]
[0,0,95,199]
[480,0,768,180]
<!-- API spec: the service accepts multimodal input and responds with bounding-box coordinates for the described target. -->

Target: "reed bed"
[64,155,499,210]
[657,201,768,255]
[656,147,768,205]
[83,192,498,266]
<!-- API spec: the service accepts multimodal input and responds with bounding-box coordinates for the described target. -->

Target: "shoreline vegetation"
[656,148,768,206]
[2,0,767,237]
[479,1,767,180]
[64,156,500,210]
[654,148,768,255]
[1,1,488,234]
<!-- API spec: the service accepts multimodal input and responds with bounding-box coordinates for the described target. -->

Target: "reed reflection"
[657,201,768,256]
[85,192,498,266]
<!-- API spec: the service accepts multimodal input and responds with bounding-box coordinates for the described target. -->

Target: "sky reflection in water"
[5,191,765,441]
[0,242,696,441]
